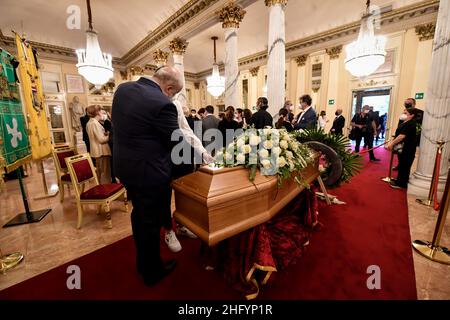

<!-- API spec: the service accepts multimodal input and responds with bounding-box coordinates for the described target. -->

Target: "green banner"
[0,48,31,173]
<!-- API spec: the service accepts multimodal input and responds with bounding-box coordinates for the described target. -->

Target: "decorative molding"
[0,29,124,66]
[121,0,220,64]
[153,49,169,66]
[264,0,288,6]
[326,45,343,59]
[415,22,436,41]
[169,37,189,55]
[194,82,200,89]
[357,79,389,88]
[217,2,246,29]
[249,66,260,77]
[145,64,157,72]
[295,55,308,66]
[233,0,439,70]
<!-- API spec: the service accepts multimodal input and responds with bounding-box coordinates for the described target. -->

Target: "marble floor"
[0,158,449,299]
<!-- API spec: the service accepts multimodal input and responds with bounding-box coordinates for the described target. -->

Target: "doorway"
[351,88,392,145]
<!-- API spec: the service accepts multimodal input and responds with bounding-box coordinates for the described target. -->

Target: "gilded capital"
[415,23,436,41]
[250,67,260,77]
[217,2,246,29]
[169,37,189,55]
[265,0,288,7]
[295,55,308,66]
[326,45,343,59]
[153,49,169,66]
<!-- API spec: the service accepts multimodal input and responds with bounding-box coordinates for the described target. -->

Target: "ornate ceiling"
[0,0,438,74]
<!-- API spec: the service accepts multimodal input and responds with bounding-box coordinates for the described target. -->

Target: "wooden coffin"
[172,153,320,246]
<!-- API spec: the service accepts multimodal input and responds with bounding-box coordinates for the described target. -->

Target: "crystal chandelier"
[345,0,386,78]
[76,0,113,88]
[207,36,225,98]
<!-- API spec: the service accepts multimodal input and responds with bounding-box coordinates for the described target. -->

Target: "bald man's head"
[152,66,183,98]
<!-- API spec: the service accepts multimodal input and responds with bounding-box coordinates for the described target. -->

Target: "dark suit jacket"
[294,107,317,130]
[249,109,273,129]
[112,77,179,188]
[202,115,220,147]
[331,115,345,135]
[80,115,91,151]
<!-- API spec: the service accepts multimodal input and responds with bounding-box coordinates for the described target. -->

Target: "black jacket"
[331,115,345,135]
[112,77,179,188]
[249,109,273,129]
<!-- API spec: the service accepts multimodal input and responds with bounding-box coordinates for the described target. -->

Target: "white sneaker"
[165,230,182,253]
[176,225,198,239]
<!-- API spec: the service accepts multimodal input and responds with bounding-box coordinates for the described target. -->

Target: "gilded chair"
[65,153,128,229]
[52,147,76,202]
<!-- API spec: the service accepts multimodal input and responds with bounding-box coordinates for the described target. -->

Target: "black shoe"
[143,259,177,286]
[370,158,381,162]
[390,182,406,190]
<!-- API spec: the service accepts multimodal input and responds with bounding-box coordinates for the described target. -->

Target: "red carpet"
[0,147,416,300]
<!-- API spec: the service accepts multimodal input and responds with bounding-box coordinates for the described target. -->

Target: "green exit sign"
[415,93,424,100]
[328,99,335,105]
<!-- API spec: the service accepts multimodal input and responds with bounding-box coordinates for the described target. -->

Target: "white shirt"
[172,100,208,159]
[318,116,327,130]
[298,106,312,123]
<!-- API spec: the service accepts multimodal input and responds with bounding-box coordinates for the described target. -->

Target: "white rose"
[236,153,246,163]
[215,151,224,162]
[241,144,252,154]
[289,142,298,151]
[225,152,234,162]
[278,156,287,168]
[249,135,261,146]
[260,159,272,169]
[236,138,245,147]
[272,147,281,156]
[263,140,273,149]
[259,149,269,159]
[280,140,289,149]
[286,151,294,159]
[282,134,291,141]
[263,128,271,136]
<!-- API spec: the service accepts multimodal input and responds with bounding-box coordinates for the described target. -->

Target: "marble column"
[169,37,189,115]
[265,0,288,116]
[153,49,169,68]
[218,2,246,108]
[409,0,450,196]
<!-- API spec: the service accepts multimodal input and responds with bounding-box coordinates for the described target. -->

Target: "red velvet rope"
[433,152,442,211]
[358,140,390,155]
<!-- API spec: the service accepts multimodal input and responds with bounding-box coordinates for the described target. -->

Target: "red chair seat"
[61,173,71,182]
[80,183,124,200]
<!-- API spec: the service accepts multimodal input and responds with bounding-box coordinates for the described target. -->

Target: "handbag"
[349,128,360,141]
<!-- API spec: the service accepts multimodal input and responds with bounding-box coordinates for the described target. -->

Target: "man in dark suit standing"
[330,108,345,135]
[112,66,183,286]
[249,97,273,129]
[294,94,317,130]
[80,109,91,152]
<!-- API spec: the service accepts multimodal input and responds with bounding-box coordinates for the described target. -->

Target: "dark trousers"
[355,132,376,160]
[396,151,415,188]
[127,185,171,277]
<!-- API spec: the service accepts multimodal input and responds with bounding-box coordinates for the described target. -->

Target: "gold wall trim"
[121,0,220,65]
[0,29,125,66]
[189,0,439,80]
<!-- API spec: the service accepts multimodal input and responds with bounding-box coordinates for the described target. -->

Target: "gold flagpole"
[416,141,445,207]
[33,158,59,200]
[412,161,450,265]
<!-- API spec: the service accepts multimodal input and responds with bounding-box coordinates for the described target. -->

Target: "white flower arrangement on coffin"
[213,128,314,186]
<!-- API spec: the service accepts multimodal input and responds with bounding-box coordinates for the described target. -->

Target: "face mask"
[404,103,413,109]
[399,114,408,121]
[101,114,108,121]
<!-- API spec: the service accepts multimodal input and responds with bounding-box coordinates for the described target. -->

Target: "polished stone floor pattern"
[0,158,449,299]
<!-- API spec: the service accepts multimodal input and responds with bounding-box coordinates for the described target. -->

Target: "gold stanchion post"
[381,136,395,183]
[416,141,445,207]
[412,163,450,265]
[0,248,24,274]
